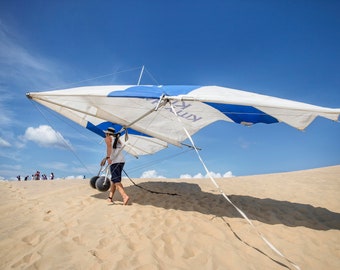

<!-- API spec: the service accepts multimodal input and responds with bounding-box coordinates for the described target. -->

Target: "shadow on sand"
[91,181,340,231]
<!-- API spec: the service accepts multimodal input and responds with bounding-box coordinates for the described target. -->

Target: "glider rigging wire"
[48,66,144,90]
[168,100,301,270]
[29,99,93,177]
[49,65,158,91]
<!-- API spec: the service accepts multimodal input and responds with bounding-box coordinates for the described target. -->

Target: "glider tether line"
[167,99,301,270]
[28,98,93,177]
[123,169,179,196]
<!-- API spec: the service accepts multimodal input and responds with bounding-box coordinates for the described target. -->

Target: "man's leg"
[115,183,129,205]
[108,182,116,202]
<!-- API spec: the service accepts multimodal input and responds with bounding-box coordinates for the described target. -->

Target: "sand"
[0,165,339,270]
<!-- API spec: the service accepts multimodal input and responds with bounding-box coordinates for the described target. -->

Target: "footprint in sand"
[88,249,103,263]
[160,234,175,259]
[96,238,111,249]
[11,252,42,268]
[182,246,196,259]
[72,236,82,245]
[60,229,69,237]
[65,219,80,228]
[22,232,42,246]
[43,210,58,222]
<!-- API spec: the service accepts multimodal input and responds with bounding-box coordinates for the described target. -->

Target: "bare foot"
[107,197,113,203]
[123,196,130,205]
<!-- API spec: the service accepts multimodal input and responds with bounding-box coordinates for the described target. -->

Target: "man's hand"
[100,157,107,166]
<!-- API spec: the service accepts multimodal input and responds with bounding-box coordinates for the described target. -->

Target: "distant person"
[100,127,129,205]
[50,172,54,180]
[17,175,21,181]
[35,171,40,180]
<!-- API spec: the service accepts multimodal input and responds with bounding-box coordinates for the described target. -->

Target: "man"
[101,127,130,205]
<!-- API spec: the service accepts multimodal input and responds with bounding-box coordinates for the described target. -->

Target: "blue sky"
[1,0,339,180]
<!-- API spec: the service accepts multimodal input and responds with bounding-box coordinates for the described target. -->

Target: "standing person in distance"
[101,127,130,205]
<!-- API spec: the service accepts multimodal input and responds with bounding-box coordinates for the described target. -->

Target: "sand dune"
[0,166,339,269]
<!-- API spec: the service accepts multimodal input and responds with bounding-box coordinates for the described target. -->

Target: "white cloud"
[0,137,11,147]
[180,171,234,179]
[139,169,234,179]
[65,175,86,180]
[140,170,166,178]
[222,171,234,177]
[23,125,72,149]
[178,174,192,179]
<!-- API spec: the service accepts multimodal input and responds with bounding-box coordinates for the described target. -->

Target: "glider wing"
[27,85,340,156]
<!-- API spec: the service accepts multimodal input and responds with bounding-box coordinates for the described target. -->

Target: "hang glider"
[27,84,339,270]
[27,85,340,156]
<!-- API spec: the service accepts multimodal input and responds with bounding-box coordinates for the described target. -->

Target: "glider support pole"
[122,94,167,131]
[137,65,145,85]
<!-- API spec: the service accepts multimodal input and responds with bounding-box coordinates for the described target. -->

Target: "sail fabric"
[27,85,340,156]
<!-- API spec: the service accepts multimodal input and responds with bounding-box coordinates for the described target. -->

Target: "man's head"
[104,127,116,136]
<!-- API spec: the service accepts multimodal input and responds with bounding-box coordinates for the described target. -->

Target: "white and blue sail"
[27,85,340,156]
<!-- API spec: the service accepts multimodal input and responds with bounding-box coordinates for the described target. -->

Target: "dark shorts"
[110,163,125,183]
